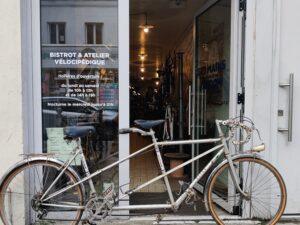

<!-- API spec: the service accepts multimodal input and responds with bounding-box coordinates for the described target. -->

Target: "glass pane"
[194,0,231,208]
[40,0,119,197]
[49,23,57,44]
[195,0,231,135]
[58,23,65,44]
[86,23,94,44]
[96,23,103,44]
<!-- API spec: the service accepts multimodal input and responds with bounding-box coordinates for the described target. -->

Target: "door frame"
[21,0,43,156]
[191,0,244,179]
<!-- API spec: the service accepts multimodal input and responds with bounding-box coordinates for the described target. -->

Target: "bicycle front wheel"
[206,157,286,225]
[0,160,84,225]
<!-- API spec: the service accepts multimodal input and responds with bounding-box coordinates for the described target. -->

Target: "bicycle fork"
[216,120,249,199]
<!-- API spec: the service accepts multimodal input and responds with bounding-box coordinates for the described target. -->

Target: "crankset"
[85,196,113,224]
[85,183,117,224]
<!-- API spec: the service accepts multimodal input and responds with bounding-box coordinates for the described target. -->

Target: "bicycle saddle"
[64,126,96,139]
[134,119,164,129]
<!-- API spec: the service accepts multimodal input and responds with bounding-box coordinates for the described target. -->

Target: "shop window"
[48,23,66,44]
[86,23,103,44]
[41,0,119,196]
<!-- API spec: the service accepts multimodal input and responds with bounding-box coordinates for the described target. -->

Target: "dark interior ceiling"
[130,0,206,80]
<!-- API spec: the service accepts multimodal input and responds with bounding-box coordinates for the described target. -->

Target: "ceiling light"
[144,27,149,33]
[140,67,145,73]
[139,54,147,61]
[139,13,154,34]
[155,81,159,86]
[139,24,154,33]
[141,76,145,80]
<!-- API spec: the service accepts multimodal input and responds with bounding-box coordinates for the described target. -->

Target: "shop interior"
[129,0,231,215]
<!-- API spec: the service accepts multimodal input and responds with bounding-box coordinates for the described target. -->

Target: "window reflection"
[86,23,103,44]
[48,23,66,44]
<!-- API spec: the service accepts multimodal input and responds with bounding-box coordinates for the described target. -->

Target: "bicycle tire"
[0,160,84,225]
[206,157,287,225]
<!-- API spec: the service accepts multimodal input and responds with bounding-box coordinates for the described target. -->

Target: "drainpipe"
[177,52,184,153]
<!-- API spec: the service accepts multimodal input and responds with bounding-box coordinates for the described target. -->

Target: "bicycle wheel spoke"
[251,163,262,185]
[250,170,273,192]
[207,157,286,225]
[0,161,84,225]
[33,166,43,190]
[252,180,280,194]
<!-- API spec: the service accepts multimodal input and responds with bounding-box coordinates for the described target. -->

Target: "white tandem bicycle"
[0,117,287,224]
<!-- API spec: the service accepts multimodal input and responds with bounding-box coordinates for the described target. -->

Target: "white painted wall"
[244,0,300,214]
[0,0,23,177]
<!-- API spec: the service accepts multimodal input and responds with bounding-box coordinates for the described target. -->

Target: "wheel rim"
[0,161,84,225]
[207,158,286,225]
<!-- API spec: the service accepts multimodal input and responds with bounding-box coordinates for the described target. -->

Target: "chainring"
[85,196,113,224]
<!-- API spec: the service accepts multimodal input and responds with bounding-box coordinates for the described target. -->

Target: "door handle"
[204,89,207,135]
[199,89,207,136]
[188,85,192,135]
[278,73,294,142]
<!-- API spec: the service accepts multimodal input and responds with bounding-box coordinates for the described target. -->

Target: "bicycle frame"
[40,120,247,212]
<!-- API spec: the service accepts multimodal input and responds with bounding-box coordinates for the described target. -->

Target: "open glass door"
[192,0,248,216]
[193,0,231,177]
[192,0,235,214]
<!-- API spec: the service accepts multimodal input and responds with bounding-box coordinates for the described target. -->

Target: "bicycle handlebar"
[217,119,254,145]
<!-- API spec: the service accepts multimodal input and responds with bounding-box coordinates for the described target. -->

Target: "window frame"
[85,22,103,44]
[48,22,66,44]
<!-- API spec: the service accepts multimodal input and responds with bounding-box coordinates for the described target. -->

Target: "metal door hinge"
[239,0,246,11]
[237,93,245,104]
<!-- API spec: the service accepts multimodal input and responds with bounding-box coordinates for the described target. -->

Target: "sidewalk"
[97,219,300,225]
[99,222,300,225]
[92,215,300,225]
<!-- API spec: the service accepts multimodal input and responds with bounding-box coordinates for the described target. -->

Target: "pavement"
[92,218,300,225]
[97,222,300,225]
[50,220,300,225]
[96,221,300,225]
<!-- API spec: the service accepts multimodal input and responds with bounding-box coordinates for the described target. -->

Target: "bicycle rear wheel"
[206,157,286,225]
[0,160,84,225]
